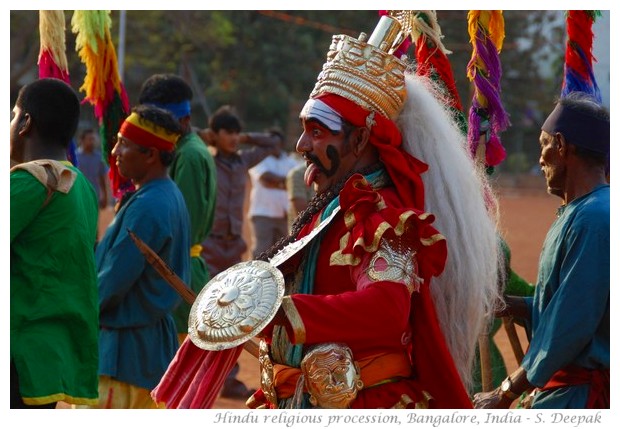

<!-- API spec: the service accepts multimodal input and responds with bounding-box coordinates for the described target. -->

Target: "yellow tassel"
[467,10,506,106]
[71,10,110,55]
[487,11,505,52]
[72,11,122,106]
[39,10,69,72]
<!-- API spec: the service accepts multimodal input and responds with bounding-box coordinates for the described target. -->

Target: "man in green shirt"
[139,74,217,343]
[10,78,99,408]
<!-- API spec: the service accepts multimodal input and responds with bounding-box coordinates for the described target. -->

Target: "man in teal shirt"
[139,74,217,342]
[95,105,190,408]
[474,92,610,409]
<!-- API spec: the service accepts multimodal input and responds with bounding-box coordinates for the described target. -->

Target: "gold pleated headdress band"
[309,13,413,121]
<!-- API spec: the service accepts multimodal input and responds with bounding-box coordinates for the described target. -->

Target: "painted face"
[296,113,357,195]
[214,129,240,156]
[112,134,151,184]
[538,130,566,198]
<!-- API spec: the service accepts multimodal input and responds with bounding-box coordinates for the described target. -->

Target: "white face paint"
[300,99,343,133]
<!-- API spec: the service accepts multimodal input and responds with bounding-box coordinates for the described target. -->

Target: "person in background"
[138,73,217,345]
[94,105,190,408]
[76,128,109,210]
[199,105,279,399]
[286,157,315,231]
[474,92,610,409]
[248,127,299,259]
[10,78,99,409]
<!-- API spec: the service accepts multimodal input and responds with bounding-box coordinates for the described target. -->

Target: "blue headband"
[151,100,191,120]
[541,103,609,155]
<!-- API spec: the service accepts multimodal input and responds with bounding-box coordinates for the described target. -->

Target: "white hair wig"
[397,72,503,391]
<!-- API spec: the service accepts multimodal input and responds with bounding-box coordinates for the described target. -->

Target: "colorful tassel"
[466,10,510,168]
[71,10,131,198]
[38,10,78,166]
[410,11,467,134]
[38,11,70,83]
[561,11,602,102]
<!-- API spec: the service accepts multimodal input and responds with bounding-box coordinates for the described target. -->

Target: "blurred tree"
[158,11,377,131]
[10,11,43,100]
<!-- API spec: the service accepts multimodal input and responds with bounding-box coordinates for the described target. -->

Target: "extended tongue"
[304,163,318,187]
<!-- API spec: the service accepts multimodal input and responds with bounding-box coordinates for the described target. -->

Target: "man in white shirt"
[248,129,299,259]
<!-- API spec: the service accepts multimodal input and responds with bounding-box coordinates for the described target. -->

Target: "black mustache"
[305,146,340,178]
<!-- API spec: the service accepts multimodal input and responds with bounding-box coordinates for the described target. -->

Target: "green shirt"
[11,163,99,405]
[169,132,217,333]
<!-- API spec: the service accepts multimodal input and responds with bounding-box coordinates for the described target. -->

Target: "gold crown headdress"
[310,12,414,120]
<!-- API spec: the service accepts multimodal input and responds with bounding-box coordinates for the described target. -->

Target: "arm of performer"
[277,280,411,349]
[261,240,415,352]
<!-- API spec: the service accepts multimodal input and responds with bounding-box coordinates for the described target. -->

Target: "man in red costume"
[244,13,501,409]
[153,13,500,409]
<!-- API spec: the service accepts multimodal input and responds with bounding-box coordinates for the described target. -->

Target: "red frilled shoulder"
[331,174,447,283]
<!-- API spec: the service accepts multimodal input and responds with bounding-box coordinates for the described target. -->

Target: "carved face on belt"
[301,343,363,408]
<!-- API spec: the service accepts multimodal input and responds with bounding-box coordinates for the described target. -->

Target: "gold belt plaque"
[301,343,364,408]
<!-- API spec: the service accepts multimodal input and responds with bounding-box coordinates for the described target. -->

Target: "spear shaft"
[127,229,259,359]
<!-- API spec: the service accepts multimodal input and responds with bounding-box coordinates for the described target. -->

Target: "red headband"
[119,113,179,152]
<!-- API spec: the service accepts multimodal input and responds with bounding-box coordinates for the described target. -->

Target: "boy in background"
[199,105,278,399]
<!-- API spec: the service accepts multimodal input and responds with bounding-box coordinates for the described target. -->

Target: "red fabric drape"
[151,337,243,409]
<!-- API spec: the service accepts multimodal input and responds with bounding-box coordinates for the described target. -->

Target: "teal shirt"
[11,164,99,405]
[522,185,610,408]
[96,178,191,390]
[169,132,217,333]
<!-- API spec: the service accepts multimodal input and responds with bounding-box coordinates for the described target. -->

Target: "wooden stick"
[128,229,260,359]
[128,230,197,304]
[502,316,525,363]
[478,333,493,392]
